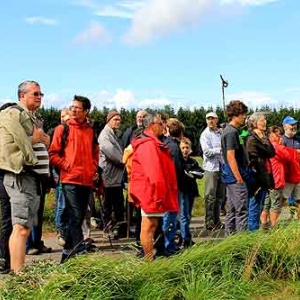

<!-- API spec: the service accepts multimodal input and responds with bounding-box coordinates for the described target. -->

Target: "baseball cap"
[206,112,218,119]
[282,116,298,125]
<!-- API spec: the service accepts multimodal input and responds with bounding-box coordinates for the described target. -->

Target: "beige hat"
[106,110,120,123]
[206,112,218,119]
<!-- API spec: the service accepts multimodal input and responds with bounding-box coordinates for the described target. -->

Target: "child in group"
[179,137,204,247]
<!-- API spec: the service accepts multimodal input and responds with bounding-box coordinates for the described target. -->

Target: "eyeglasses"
[69,105,84,111]
[32,92,44,97]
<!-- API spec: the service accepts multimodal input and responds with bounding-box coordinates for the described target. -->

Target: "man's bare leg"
[9,224,30,273]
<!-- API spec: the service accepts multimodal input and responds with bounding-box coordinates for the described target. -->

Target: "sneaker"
[57,234,66,246]
[220,209,226,217]
[90,217,99,228]
[27,248,40,255]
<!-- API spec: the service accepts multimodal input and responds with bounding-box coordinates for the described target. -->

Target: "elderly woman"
[246,113,276,231]
[130,114,179,260]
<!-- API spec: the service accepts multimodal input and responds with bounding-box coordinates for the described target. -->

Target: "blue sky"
[0,0,299,110]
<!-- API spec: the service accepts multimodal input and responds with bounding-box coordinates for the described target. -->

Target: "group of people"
[0,80,299,274]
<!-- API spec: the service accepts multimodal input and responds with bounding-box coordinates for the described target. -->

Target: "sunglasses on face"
[31,92,44,97]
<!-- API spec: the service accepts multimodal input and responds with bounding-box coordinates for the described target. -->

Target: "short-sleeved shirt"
[221,124,248,168]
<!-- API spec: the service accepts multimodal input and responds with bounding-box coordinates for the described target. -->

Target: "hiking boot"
[40,245,52,253]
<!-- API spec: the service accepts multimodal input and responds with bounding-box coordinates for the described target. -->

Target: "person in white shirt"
[200,112,225,230]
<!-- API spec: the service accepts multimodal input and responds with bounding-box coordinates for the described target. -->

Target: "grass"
[2,223,300,299]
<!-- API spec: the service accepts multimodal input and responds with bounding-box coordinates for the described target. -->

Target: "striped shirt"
[32,142,50,175]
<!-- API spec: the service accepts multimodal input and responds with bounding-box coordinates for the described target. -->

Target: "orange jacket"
[49,119,99,187]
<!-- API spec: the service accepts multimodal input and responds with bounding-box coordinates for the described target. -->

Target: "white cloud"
[95,6,133,19]
[73,21,112,45]
[224,91,300,109]
[43,93,70,109]
[221,0,279,6]
[25,16,59,26]
[123,0,214,45]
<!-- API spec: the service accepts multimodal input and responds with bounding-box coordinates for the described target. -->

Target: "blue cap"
[282,116,298,125]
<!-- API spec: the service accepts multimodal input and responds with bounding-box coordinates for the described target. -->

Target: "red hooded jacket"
[270,143,300,189]
[130,130,179,214]
[49,118,99,187]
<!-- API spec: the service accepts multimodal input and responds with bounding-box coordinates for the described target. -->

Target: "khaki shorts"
[141,208,164,217]
[263,189,283,213]
[282,182,300,200]
[3,172,40,228]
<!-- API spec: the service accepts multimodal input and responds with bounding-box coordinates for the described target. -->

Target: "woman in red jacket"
[130,114,179,260]
[261,126,300,228]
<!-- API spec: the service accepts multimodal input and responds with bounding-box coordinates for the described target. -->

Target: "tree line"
[40,105,300,153]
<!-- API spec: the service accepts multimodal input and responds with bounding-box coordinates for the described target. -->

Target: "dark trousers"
[204,171,225,228]
[62,184,91,252]
[0,174,12,269]
[103,186,125,227]
[26,179,47,251]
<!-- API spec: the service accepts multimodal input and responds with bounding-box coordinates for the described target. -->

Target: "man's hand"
[41,134,50,148]
[32,127,44,144]
[236,177,244,184]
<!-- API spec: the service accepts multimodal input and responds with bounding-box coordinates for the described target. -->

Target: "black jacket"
[246,131,276,190]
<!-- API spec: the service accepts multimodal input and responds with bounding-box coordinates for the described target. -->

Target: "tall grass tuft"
[2,223,300,299]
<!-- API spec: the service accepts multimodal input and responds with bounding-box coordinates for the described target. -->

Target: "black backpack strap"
[60,123,70,157]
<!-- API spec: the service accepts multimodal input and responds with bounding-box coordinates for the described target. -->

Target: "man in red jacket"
[49,95,99,262]
[130,113,179,260]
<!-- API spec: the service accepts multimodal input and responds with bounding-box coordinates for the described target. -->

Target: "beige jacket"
[0,103,38,173]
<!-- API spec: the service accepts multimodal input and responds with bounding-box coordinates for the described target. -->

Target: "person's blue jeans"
[180,192,191,243]
[62,184,91,253]
[54,185,66,235]
[248,190,267,231]
[163,192,180,254]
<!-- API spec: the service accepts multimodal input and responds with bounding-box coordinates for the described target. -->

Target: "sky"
[0,0,299,110]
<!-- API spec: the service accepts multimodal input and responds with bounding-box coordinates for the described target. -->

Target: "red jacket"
[130,130,179,214]
[284,146,300,184]
[270,143,300,188]
[49,119,99,187]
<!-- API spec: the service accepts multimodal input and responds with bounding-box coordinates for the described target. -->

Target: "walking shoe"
[90,217,100,228]
[40,245,52,253]
[57,234,66,246]
[220,209,226,217]
[0,259,10,274]
[27,248,40,255]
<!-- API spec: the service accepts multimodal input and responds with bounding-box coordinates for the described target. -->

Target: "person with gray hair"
[0,80,50,273]
[122,110,148,149]
[246,112,275,231]
[130,114,179,259]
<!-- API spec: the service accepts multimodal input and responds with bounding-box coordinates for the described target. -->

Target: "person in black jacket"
[180,137,204,247]
[163,118,185,255]
[246,113,276,231]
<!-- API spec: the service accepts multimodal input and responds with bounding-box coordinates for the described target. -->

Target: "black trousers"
[0,174,12,269]
[103,186,125,228]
